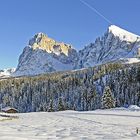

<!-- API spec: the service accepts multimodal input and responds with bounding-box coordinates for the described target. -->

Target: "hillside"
[0,62,140,112]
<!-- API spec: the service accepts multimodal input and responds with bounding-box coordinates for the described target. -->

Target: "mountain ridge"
[29,32,74,56]
[77,25,140,68]
[108,25,140,42]
[8,25,140,76]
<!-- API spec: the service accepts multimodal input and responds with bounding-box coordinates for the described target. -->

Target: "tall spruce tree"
[58,98,65,111]
[48,99,54,112]
[102,86,115,109]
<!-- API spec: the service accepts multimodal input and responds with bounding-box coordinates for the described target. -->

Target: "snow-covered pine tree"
[102,86,115,109]
[48,99,54,112]
[58,98,65,111]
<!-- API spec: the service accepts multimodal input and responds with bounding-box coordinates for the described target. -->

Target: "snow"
[0,116,5,121]
[0,68,15,78]
[109,25,140,42]
[0,109,140,140]
[128,105,140,111]
[13,48,74,76]
[126,58,140,64]
[120,58,140,64]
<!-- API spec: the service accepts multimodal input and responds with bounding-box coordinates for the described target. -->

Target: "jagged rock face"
[29,33,72,56]
[77,25,140,68]
[14,33,78,76]
[14,25,140,76]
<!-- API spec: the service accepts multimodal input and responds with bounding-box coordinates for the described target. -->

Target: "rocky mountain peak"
[108,25,140,42]
[14,33,78,76]
[76,25,140,69]
[29,32,72,56]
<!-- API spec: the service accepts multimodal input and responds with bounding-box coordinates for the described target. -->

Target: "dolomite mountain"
[77,25,140,68]
[14,33,78,76]
[14,25,140,76]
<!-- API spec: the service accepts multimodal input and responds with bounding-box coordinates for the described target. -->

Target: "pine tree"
[102,86,115,109]
[48,99,54,112]
[58,98,65,111]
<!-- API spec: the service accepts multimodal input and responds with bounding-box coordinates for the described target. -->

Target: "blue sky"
[0,0,140,69]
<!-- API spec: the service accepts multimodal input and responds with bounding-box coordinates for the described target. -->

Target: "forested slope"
[0,62,140,112]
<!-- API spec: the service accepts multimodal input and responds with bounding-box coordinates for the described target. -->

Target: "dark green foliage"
[136,67,140,82]
[102,86,115,109]
[58,98,65,111]
[48,99,54,112]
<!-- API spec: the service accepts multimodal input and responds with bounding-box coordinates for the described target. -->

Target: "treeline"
[0,62,140,112]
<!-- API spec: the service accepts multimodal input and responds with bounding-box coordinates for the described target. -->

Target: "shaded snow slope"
[0,109,140,140]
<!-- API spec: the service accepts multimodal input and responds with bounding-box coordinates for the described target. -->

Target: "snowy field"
[0,108,140,140]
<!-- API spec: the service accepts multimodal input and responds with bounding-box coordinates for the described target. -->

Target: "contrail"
[79,0,113,24]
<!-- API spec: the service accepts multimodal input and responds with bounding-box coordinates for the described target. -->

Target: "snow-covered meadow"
[0,108,140,140]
